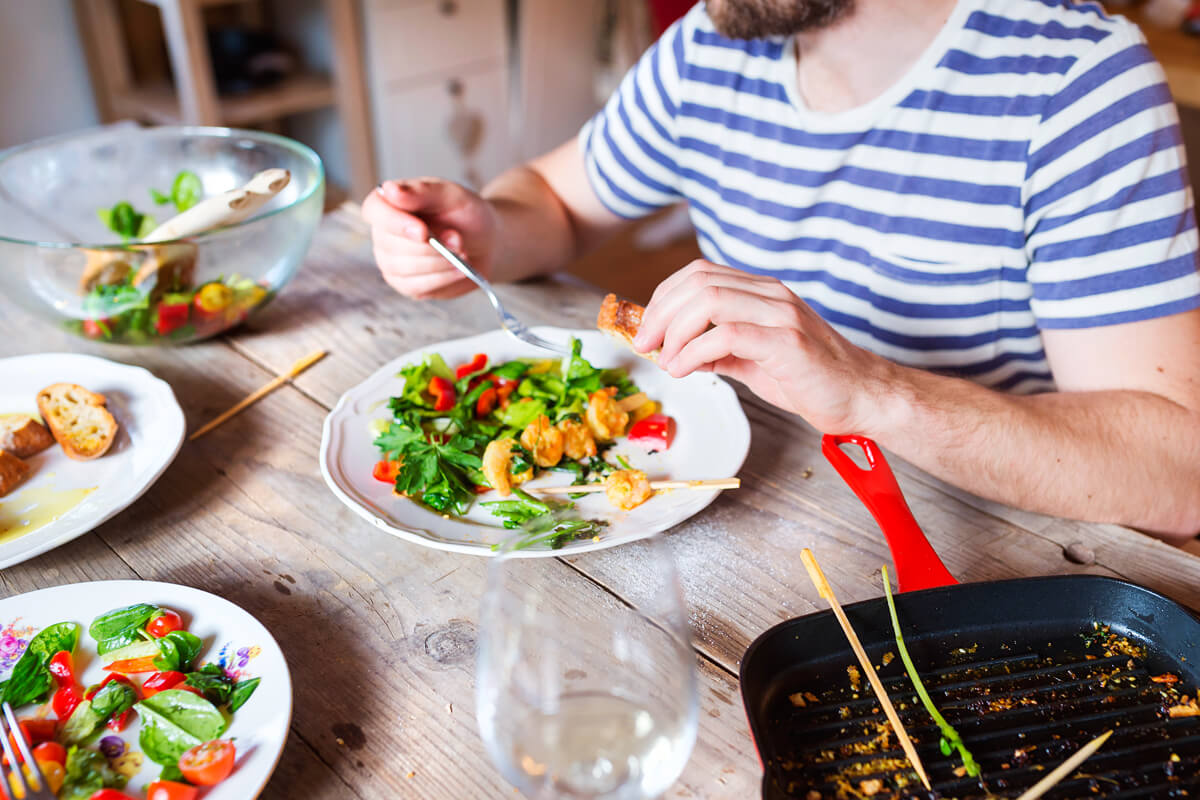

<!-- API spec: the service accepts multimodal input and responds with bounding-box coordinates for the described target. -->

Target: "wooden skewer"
[533,477,740,495]
[1014,730,1112,800]
[800,548,933,791]
[189,349,327,440]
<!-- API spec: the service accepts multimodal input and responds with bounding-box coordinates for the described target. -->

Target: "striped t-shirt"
[579,0,1200,393]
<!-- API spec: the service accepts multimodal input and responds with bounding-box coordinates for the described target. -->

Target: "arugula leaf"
[483,489,607,549]
[1,622,78,708]
[153,630,203,672]
[135,689,228,767]
[149,187,171,205]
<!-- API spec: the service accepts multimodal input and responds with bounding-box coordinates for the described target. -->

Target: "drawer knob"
[439,0,457,15]
[447,78,463,97]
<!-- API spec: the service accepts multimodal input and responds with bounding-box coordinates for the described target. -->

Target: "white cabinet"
[362,0,511,187]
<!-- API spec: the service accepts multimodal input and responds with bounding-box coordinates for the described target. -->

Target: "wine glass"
[476,535,698,799]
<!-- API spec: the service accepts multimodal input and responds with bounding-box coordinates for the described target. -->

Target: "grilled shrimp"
[482,438,532,497]
[585,387,629,441]
[520,414,565,467]
[557,418,597,461]
[604,469,653,511]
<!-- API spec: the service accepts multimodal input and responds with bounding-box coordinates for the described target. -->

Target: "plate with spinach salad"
[0,580,291,799]
[320,327,750,557]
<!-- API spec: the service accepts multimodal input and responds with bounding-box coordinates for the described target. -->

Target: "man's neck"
[794,0,960,113]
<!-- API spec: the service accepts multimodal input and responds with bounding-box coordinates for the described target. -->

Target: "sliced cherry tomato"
[49,651,83,720]
[372,459,402,484]
[106,708,134,732]
[475,386,498,417]
[146,780,199,800]
[37,758,65,793]
[455,353,488,380]
[626,414,675,452]
[88,790,139,800]
[81,318,111,339]
[4,721,54,765]
[178,739,236,786]
[428,375,456,412]
[154,301,190,336]
[193,283,234,315]
[31,742,66,766]
[146,610,183,638]
[142,671,186,697]
[105,656,159,675]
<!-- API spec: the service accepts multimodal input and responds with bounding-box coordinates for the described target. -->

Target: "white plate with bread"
[0,353,184,567]
[320,325,751,556]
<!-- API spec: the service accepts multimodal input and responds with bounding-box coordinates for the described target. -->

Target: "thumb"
[379,179,469,217]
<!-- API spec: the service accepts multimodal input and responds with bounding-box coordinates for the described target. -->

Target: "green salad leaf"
[135,688,228,767]
[2,622,78,708]
[60,680,137,744]
[90,603,159,654]
[59,745,127,800]
[153,630,203,672]
[182,663,259,711]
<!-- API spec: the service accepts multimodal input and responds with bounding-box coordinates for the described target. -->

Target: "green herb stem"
[882,565,981,778]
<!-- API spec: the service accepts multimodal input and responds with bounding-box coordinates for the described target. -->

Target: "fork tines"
[0,702,52,800]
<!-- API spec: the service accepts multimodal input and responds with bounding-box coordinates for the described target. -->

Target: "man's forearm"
[865,366,1200,541]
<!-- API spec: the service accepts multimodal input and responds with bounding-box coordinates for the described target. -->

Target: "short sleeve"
[578,12,689,218]
[1023,23,1200,329]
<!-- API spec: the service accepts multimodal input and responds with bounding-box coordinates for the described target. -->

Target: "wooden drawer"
[376,65,512,187]
[364,0,507,87]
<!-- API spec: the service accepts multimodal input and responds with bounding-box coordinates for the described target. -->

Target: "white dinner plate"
[0,580,292,798]
[0,353,185,568]
[320,327,751,556]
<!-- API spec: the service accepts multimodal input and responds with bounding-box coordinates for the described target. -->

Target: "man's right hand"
[361,178,498,300]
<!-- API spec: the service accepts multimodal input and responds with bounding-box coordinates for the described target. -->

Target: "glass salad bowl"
[0,125,324,345]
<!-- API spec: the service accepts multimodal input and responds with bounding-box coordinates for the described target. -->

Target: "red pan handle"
[821,434,958,592]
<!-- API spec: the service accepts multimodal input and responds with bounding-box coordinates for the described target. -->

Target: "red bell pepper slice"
[142,671,187,697]
[372,459,402,484]
[107,708,134,732]
[429,375,456,411]
[48,651,83,721]
[475,386,498,417]
[455,353,488,380]
[155,301,190,336]
[86,672,137,700]
[81,318,112,339]
[105,656,159,675]
[627,414,675,452]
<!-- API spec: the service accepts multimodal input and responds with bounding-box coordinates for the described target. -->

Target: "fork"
[427,236,572,355]
[0,702,54,800]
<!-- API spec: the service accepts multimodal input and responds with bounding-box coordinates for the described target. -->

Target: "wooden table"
[3,207,1199,799]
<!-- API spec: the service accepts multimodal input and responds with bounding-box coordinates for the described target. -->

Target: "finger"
[380,178,470,217]
[658,286,799,366]
[645,259,746,310]
[382,268,473,299]
[664,322,792,379]
[639,270,791,356]
[362,189,429,241]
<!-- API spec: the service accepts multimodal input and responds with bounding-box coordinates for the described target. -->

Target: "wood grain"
[3,208,1198,798]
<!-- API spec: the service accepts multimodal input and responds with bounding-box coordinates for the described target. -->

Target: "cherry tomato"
[37,759,65,793]
[146,610,183,638]
[193,283,234,315]
[142,671,187,697]
[146,780,199,800]
[3,721,52,765]
[88,790,139,800]
[626,414,675,452]
[81,318,111,339]
[155,302,190,336]
[31,742,66,766]
[372,459,402,484]
[178,739,236,786]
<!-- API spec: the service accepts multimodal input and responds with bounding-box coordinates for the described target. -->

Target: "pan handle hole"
[837,442,871,470]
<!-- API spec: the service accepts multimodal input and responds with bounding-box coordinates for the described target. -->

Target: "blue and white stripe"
[580,0,1200,393]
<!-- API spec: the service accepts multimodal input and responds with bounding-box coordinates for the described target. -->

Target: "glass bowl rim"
[0,124,326,250]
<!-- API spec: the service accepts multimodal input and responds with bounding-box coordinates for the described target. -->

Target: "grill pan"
[740,435,1200,800]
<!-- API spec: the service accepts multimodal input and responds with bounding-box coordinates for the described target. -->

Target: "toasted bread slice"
[597,293,658,362]
[0,450,31,498]
[0,414,55,459]
[36,384,119,461]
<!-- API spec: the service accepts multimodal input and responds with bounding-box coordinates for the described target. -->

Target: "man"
[362,0,1200,543]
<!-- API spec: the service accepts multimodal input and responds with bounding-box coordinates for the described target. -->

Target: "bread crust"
[0,450,31,497]
[597,293,658,361]
[36,383,119,461]
[0,415,55,459]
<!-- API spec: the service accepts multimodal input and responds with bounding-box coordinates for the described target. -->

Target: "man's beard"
[707,0,855,38]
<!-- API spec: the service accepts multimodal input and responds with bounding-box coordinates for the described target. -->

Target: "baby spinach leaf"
[184,663,233,705]
[136,689,227,766]
[171,170,202,212]
[154,630,203,672]
[229,677,260,711]
[91,679,136,719]
[2,621,78,708]
[90,603,159,654]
